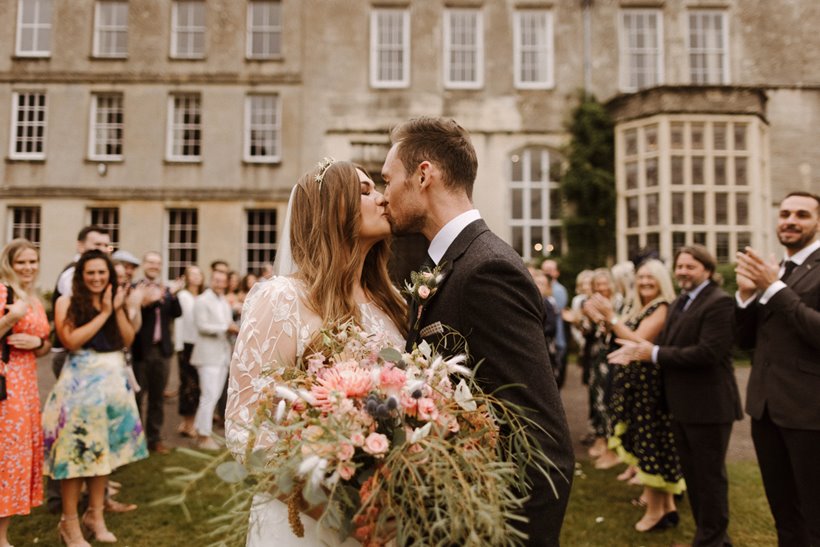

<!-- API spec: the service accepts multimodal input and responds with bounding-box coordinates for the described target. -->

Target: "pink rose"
[401,392,418,416]
[350,432,366,447]
[362,432,389,457]
[337,443,355,461]
[418,285,431,299]
[417,397,439,422]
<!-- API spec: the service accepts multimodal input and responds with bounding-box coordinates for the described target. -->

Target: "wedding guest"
[541,260,569,388]
[50,226,112,378]
[259,262,274,279]
[42,250,148,546]
[611,260,635,308]
[528,265,558,373]
[581,268,620,468]
[190,269,238,450]
[610,245,742,547]
[111,250,141,286]
[567,269,594,380]
[132,252,182,455]
[596,259,684,532]
[735,191,820,546]
[0,239,51,547]
[173,265,204,439]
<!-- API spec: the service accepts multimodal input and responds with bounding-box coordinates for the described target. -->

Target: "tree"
[559,93,616,282]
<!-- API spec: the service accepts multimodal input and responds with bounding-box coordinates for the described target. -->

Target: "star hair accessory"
[314,157,336,188]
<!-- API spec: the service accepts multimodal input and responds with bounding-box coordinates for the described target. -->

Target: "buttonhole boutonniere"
[404,262,446,330]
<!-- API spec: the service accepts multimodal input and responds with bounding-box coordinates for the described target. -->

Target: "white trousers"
[194,364,228,436]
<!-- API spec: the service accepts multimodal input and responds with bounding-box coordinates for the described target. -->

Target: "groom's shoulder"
[467,228,525,266]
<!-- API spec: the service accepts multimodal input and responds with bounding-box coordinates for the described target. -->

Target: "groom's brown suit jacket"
[407,219,574,547]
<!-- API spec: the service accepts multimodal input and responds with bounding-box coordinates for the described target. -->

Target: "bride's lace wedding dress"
[226,276,404,547]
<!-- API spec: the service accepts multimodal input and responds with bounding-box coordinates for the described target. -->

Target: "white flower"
[274,400,286,423]
[454,380,477,411]
[275,386,298,402]
[410,422,433,444]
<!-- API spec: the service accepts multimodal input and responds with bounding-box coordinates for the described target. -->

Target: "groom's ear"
[418,161,435,189]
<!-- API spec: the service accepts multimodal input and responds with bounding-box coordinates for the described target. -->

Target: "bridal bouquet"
[165,322,554,547]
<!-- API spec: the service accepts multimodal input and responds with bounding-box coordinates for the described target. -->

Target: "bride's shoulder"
[243,276,306,312]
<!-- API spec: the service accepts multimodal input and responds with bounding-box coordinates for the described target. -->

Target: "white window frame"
[15,0,52,57]
[164,208,198,281]
[88,206,120,249]
[9,91,47,160]
[246,0,282,59]
[687,10,729,85]
[369,9,410,89]
[509,147,561,260]
[513,10,554,90]
[88,93,124,161]
[243,208,278,275]
[244,94,281,163]
[443,8,484,90]
[7,206,42,245]
[93,1,128,58]
[618,9,664,92]
[166,94,202,162]
[170,0,206,59]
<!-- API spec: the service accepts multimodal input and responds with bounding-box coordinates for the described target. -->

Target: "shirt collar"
[785,239,820,266]
[684,278,711,302]
[428,209,481,265]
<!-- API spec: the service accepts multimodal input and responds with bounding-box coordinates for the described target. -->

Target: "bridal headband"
[314,156,335,188]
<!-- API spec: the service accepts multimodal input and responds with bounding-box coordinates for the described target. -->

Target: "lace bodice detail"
[225,276,404,459]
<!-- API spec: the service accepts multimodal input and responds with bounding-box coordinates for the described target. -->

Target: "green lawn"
[10,452,775,546]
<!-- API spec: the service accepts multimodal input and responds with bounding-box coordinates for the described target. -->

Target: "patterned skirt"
[42,350,148,480]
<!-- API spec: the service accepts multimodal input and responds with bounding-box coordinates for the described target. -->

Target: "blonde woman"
[580,268,621,467]
[0,239,51,547]
[595,260,684,532]
[226,160,407,546]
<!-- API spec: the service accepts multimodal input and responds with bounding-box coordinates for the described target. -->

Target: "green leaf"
[379,347,402,363]
[392,426,407,446]
[215,461,248,484]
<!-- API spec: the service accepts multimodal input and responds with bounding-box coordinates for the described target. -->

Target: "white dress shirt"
[427,209,482,265]
[736,239,820,308]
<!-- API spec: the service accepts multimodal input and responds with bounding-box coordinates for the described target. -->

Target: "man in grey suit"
[735,191,820,547]
[381,117,574,546]
[610,245,742,547]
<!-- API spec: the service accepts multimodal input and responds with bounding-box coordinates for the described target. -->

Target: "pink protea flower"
[379,364,406,392]
[311,362,373,412]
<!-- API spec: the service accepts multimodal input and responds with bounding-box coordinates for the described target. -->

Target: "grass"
[10,452,775,546]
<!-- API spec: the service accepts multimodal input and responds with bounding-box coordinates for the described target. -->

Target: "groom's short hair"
[390,117,478,199]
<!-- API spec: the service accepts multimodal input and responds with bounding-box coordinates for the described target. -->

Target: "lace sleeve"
[225,277,309,461]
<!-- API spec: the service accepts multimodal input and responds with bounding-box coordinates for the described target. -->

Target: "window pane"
[735,157,747,185]
[672,192,685,224]
[716,232,730,263]
[691,123,704,149]
[626,161,638,189]
[627,196,639,228]
[736,192,749,224]
[672,231,686,252]
[644,125,658,153]
[645,158,658,188]
[693,232,706,245]
[670,122,684,150]
[692,156,705,184]
[714,156,727,185]
[646,232,659,253]
[692,192,705,224]
[511,188,523,219]
[715,192,728,224]
[627,235,640,260]
[625,128,638,155]
[733,123,747,150]
[737,231,751,251]
[646,193,658,225]
[713,122,727,150]
[671,156,684,185]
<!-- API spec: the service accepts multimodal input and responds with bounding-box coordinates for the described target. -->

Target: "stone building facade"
[1,0,818,287]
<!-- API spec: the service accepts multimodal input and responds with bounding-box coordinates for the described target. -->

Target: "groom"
[382,117,574,546]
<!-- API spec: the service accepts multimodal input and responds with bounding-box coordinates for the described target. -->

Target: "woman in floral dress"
[0,239,51,547]
[42,250,148,546]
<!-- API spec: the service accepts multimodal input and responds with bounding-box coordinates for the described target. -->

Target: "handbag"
[0,284,14,401]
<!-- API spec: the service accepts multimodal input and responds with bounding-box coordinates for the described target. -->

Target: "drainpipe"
[582,0,593,97]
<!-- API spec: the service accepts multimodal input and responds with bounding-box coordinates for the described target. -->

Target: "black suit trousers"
[671,420,733,547]
[134,344,171,444]
[752,408,820,547]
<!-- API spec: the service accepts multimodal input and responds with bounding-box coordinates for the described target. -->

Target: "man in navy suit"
[382,117,574,546]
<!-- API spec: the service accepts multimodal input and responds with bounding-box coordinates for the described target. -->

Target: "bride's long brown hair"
[289,160,408,339]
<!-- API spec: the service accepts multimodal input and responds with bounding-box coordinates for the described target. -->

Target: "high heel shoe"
[81,507,118,543]
[58,514,91,547]
[635,510,679,533]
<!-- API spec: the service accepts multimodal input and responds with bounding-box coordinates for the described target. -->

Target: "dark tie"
[781,260,797,284]
[421,253,435,270]
[675,294,690,314]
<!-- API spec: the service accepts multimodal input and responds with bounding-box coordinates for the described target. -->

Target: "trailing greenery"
[557,92,617,289]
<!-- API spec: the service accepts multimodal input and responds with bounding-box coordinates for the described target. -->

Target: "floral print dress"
[0,286,49,517]
[42,325,148,479]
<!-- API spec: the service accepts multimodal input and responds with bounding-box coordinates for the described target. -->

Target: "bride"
[225,159,408,546]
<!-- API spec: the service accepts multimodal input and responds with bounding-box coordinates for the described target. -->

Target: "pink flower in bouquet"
[338,461,356,480]
[350,432,366,447]
[379,364,406,392]
[401,392,418,416]
[417,397,439,422]
[311,362,373,412]
[418,285,431,299]
[336,443,355,461]
[362,432,389,457]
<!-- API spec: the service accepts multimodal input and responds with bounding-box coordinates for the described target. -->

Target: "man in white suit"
[190,269,238,450]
